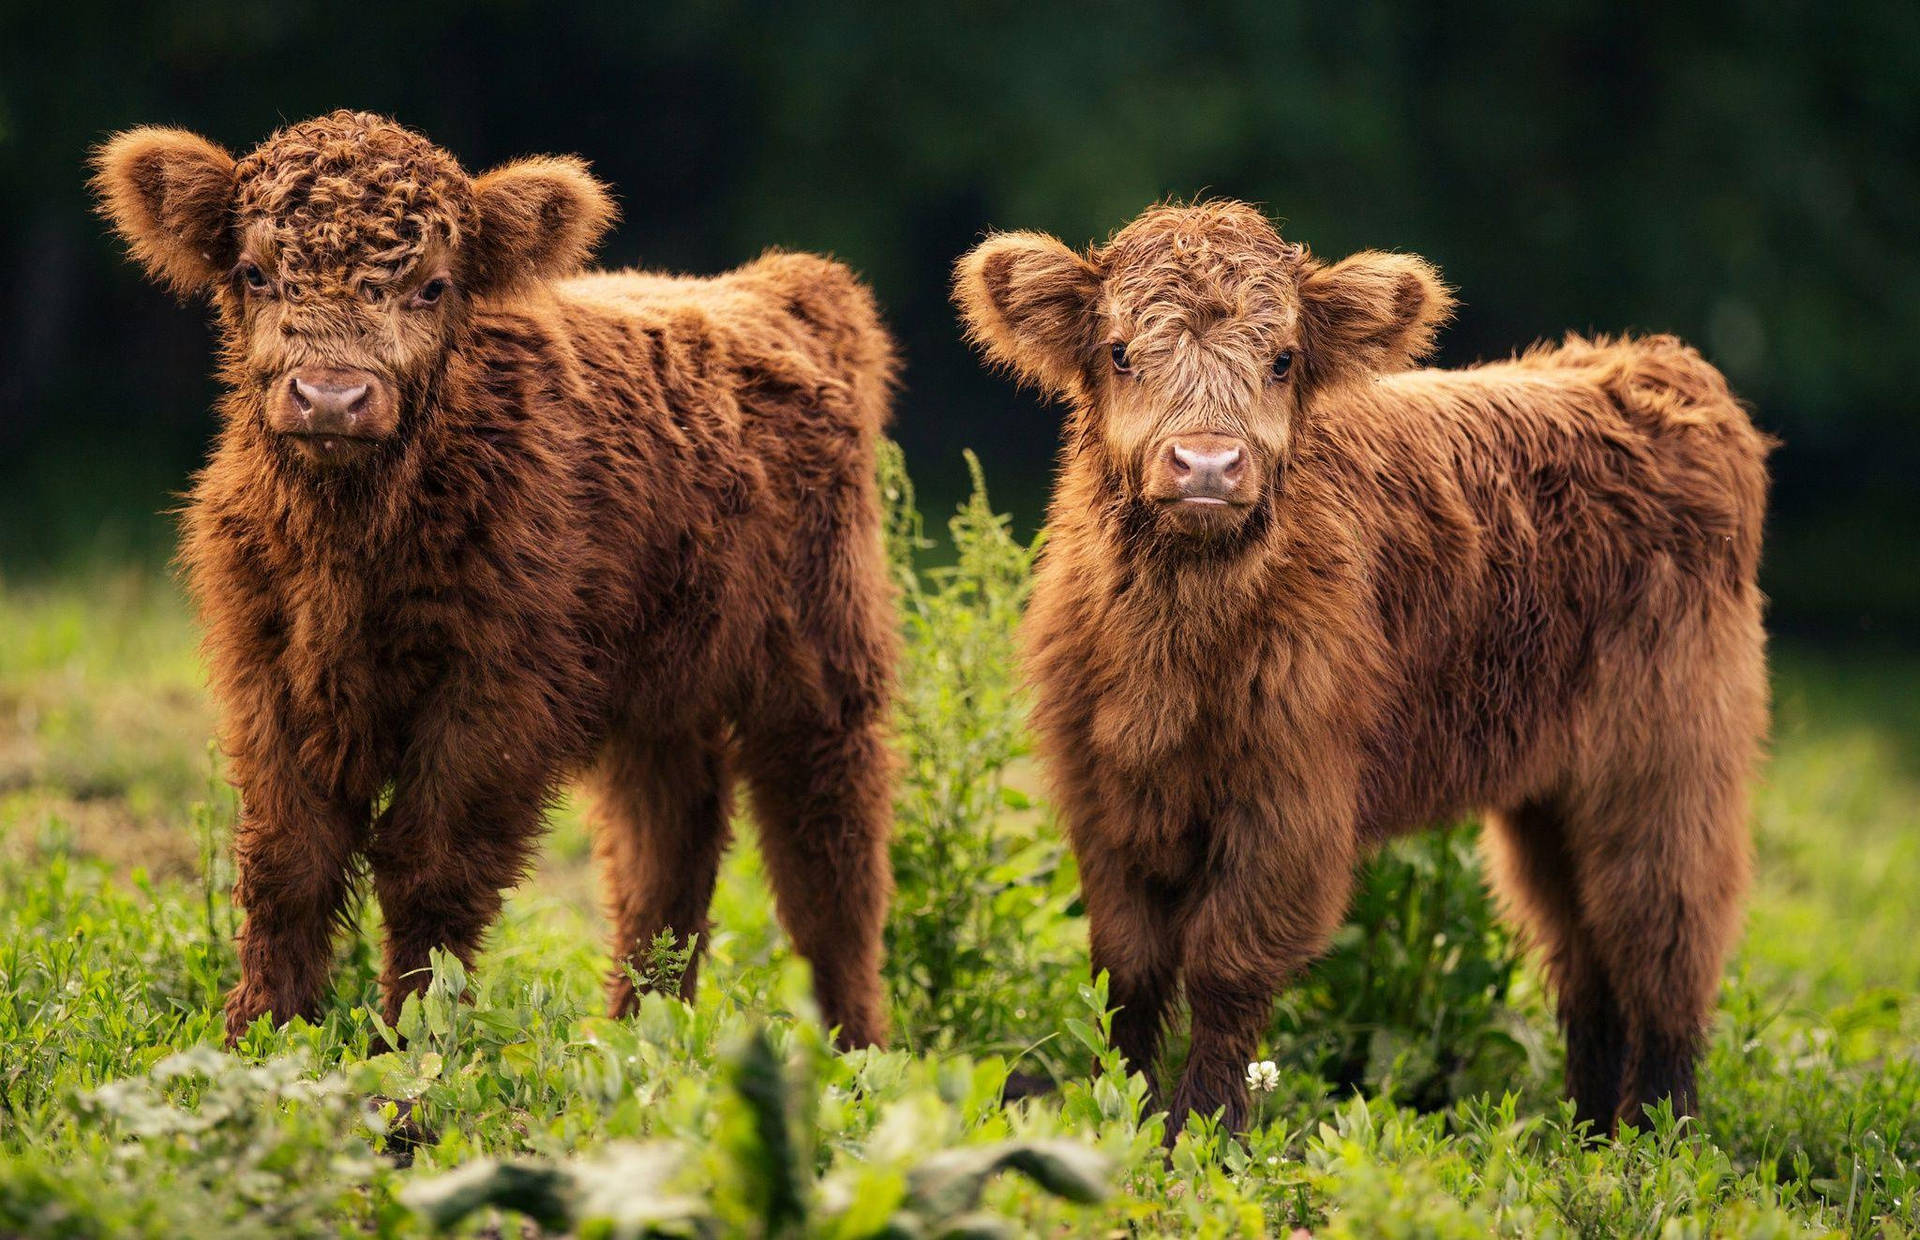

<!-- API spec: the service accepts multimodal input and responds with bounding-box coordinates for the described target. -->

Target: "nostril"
[342,385,370,414]
[289,377,313,413]
[1170,446,1195,474]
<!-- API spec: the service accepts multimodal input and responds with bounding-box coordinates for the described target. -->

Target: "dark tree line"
[2,0,1914,633]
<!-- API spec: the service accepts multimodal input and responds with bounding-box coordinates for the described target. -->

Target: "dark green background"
[3,0,1914,639]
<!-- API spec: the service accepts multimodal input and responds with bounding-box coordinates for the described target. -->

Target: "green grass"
[1,450,1916,1236]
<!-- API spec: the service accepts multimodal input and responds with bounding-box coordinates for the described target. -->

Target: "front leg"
[363,645,573,1022]
[366,773,549,1023]
[193,537,380,1044]
[1078,847,1180,1109]
[1168,797,1358,1139]
[362,744,552,1028]
[223,748,370,1044]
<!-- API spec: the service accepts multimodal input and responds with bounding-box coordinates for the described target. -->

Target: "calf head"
[955,201,1453,545]
[92,110,615,468]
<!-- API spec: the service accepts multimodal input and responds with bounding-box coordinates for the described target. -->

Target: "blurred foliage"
[1,0,1916,626]
[401,1026,1111,1237]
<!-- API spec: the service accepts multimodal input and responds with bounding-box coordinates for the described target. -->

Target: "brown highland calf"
[93,111,898,1049]
[956,202,1769,1136]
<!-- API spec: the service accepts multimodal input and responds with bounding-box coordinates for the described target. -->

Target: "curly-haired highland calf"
[93,111,898,1048]
[956,202,1770,1137]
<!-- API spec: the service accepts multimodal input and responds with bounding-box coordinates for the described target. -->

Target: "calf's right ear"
[1298,250,1454,382]
[467,156,618,293]
[90,128,237,295]
[953,232,1101,395]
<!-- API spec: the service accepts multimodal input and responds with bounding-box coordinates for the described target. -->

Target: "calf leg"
[1561,954,1631,1130]
[1169,804,1357,1139]
[741,435,897,1050]
[367,782,547,1024]
[739,710,893,1051]
[1483,799,1629,1133]
[224,785,367,1043]
[588,728,732,1014]
[1564,753,1751,1128]
[1169,970,1274,1138]
[1079,849,1180,1106]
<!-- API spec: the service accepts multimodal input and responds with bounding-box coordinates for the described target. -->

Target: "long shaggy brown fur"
[956,201,1769,1136]
[92,111,898,1049]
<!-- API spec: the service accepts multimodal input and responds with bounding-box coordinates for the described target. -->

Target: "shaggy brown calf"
[956,202,1769,1136]
[93,111,898,1049]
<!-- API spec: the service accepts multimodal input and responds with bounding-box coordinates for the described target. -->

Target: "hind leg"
[1484,799,1629,1131]
[589,726,732,1015]
[1562,766,1749,1128]
[1561,585,1763,1127]
[741,467,897,1050]
[738,701,893,1050]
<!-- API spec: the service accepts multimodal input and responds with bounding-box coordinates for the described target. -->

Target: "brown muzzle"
[268,365,398,464]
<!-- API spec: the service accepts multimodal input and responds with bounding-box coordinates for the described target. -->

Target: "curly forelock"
[1100,201,1305,354]
[1097,202,1308,415]
[233,110,475,296]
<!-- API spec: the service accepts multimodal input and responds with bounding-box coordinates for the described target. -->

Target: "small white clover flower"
[1245,1059,1280,1093]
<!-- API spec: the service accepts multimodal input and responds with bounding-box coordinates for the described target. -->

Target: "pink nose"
[1169,441,1246,496]
[289,374,370,429]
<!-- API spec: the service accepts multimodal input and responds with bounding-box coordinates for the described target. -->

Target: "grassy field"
[1,454,1917,1237]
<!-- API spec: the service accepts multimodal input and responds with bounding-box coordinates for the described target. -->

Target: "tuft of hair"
[90,127,237,295]
[230,110,476,298]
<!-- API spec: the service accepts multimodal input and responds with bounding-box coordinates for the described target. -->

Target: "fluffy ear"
[1299,251,1455,381]
[953,231,1101,394]
[90,127,237,295]
[467,155,617,291]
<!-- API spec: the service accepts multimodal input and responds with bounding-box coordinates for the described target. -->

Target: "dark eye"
[240,263,269,292]
[1110,341,1132,374]
[1271,349,1295,379]
[411,278,449,308]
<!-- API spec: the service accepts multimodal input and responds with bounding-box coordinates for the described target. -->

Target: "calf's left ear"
[467,156,618,292]
[1299,251,1455,380]
[90,127,238,295]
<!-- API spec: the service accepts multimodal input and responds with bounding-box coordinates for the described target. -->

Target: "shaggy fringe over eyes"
[469,156,619,293]
[1095,201,1305,409]
[955,204,1457,405]
[952,231,1101,396]
[231,110,477,299]
[96,111,621,303]
[90,127,238,295]
[1299,251,1456,383]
